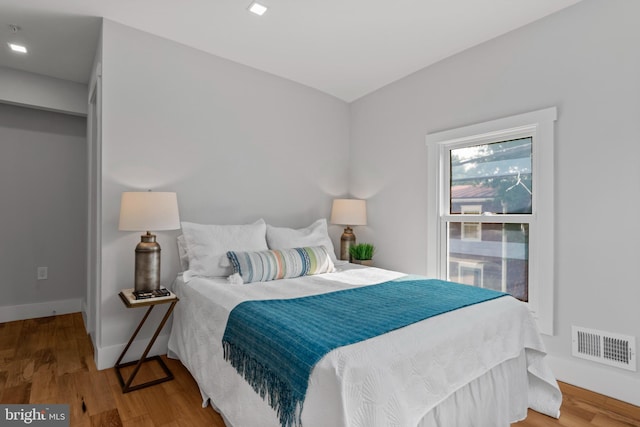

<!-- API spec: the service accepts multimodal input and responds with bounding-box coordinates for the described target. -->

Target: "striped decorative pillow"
[227,246,335,284]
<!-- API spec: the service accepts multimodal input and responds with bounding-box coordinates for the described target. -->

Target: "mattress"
[167,265,561,427]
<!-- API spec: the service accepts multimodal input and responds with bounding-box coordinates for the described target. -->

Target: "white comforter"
[168,265,561,427]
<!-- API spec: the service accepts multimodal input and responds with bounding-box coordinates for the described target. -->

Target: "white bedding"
[167,265,561,427]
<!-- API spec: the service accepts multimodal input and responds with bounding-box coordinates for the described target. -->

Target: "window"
[426,107,556,335]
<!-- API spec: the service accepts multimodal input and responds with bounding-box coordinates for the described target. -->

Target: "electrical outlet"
[37,267,48,280]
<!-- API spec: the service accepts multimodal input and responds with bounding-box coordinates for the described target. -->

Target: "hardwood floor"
[0,313,225,426]
[515,381,640,427]
[1,313,638,426]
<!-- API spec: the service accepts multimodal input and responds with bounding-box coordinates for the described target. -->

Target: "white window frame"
[426,107,556,335]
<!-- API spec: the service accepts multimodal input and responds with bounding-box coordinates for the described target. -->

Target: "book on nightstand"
[119,288,177,308]
[133,288,171,300]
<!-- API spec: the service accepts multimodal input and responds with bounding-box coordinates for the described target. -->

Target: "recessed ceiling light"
[248,1,267,16]
[8,43,27,54]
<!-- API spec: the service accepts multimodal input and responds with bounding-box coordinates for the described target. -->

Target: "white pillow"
[266,219,337,263]
[181,219,268,279]
[176,235,189,271]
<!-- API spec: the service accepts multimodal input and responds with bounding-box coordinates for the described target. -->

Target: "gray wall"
[0,103,87,318]
[349,0,640,404]
[94,20,350,368]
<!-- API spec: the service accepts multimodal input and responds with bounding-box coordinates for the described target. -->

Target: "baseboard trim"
[95,334,170,371]
[0,298,83,323]
[547,355,640,407]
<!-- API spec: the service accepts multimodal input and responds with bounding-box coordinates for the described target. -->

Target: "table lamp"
[330,199,367,261]
[119,191,180,292]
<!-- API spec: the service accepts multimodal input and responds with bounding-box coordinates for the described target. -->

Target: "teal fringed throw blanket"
[222,277,507,427]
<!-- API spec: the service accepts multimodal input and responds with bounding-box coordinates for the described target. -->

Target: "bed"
[167,219,562,427]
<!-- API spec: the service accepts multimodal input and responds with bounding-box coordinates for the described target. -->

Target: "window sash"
[442,131,537,218]
[445,221,530,300]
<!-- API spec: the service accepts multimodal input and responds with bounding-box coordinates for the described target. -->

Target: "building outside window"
[448,137,531,301]
[459,204,483,242]
[426,107,556,335]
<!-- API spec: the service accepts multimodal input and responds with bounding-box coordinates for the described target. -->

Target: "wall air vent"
[572,326,636,372]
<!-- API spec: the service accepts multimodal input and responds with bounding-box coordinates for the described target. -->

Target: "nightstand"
[115,288,179,393]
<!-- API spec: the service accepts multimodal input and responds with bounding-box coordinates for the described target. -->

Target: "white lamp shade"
[119,192,180,232]
[330,199,367,226]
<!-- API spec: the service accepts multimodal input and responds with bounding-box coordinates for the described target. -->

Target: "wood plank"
[3,358,35,388]
[76,331,97,374]
[603,397,640,422]
[0,383,32,404]
[590,413,639,427]
[137,383,178,426]
[74,369,118,417]
[120,414,156,427]
[0,320,22,362]
[29,358,58,403]
[56,372,92,427]
[0,370,8,391]
[90,408,123,427]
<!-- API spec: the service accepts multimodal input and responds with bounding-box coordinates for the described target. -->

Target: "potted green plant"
[349,243,375,266]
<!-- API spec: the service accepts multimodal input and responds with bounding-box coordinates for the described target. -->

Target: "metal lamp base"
[340,226,356,262]
[134,232,161,292]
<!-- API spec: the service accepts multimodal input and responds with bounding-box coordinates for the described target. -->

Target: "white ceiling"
[0,0,582,102]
